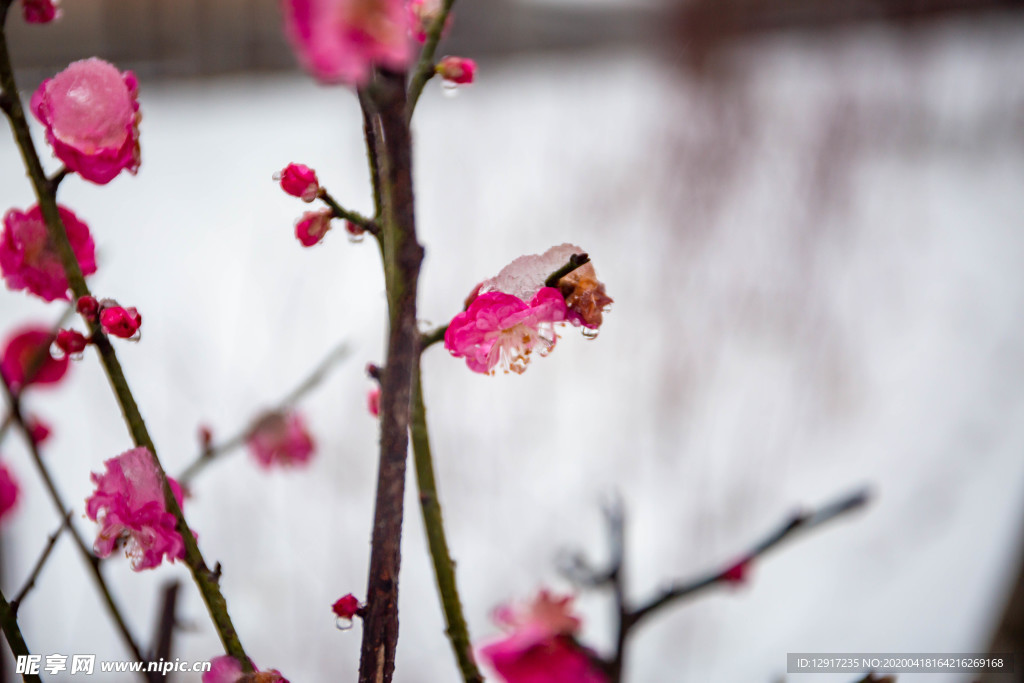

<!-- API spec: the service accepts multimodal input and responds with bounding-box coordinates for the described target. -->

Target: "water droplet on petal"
[442,82,460,98]
[49,341,66,360]
[347,232,365,244]
[335,617,354,631]
[581,327,599,341]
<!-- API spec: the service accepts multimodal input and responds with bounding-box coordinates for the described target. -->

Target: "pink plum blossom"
[274,163,320,202]
[295,209,333,246]
[0,325,69,392]
[31,58,140,185]
[445,288,567,375]
[280,0,411,86]
[99,305,142,339]
[85,447,186,571]
[246,411,315,468]
[436,56,476,85]
[0,204,97,302]
[0,464,19,523]
[202,656,289,683]
[479,590,607,683]
[22,0,60,23]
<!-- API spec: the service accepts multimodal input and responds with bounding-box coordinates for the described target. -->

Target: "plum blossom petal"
[31,58,141,185]
[22,0,60,23]
[202,656,289,683]
[1,204,97,302]
[280,0,411,86]
[85,447,186,571]
[0,325,69,392]
[246,411,315,468]
[0,463,20,524]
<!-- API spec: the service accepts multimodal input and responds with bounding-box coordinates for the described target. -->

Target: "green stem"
[0,590,41,683]
[411,361,483,683]
[0,15,250,672]
[420,325,448,351]
[319,190,378,234]
[406,0,457,119]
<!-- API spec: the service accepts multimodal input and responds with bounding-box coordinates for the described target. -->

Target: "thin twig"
[11,513,70,614]
[406,0,457,119]
[544,253,589,288]
[0,21,250,672]
[0,588,41,683]
[410,361,483,683]
[319,190,378,234]
[419,324,448,351]
[177,341,350,485]
[146,581,181,682]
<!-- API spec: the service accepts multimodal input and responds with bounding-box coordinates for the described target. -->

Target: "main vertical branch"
[358,71,424,683]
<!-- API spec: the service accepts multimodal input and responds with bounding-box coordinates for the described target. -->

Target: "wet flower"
[296,209,333,247]
[0,325,69,392]
[202,656,289,683]
[274,163,320,202]
[99,305,141,339]
[54,328,88,356]
[280,0,411,86]
[85,447,186,571]
[22,0,60,23]
[246,410,315,468]
[31,58,141,185]
[479,590,607,683]
[436,56,476,85]
[332,593,361,620]
[0,204,97,302]
[0,463,19,523]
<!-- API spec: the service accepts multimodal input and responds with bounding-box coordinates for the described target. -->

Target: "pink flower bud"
[100,306,142,339]
[202,656,289,683]
[26,416,52,445]
[55,328,88,356]
[246,410,315,469]
[721,557,751,584]
[1,205,97,302]
[31,58,141,185]
[198,424,213,448]
[280,0,411,86]
[295,209,333,247]
[274,163,320,202]
[367,386,381,418]
[0,325,69,392]
[344,220,365,238]
[436,56,476,85]
[22,0,60,23]
[76,295,99,320]
[332,594,361,620]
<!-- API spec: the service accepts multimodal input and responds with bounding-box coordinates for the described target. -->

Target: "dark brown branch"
[357,69,424,683]
[146,581,180,682]
[10,514,70,614]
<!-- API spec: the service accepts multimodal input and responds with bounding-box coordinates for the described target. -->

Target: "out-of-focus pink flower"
[367,385,381,417]
[202,656,289,683]
[407,0,449,43]
[274,163,320,202]
[0,204,97,302]
[99,306,141,339]
[76,294,99,320]
[445,288,567,375]
[31,58,140,185]
[479,590,607,683]
[295,209,333,247]
[0,326,69,392]
[22,0,60,23]
[0,463,20,523]
[280,0,411,85]
[26,415,52,444]
[332,593,361,620]
[436,56,476,85]
[246,411,315,468]
[54,328,88,357]
[721,557,751,584]
[85,447,186,571]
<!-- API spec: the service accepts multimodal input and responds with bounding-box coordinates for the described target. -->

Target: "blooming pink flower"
[202,656,289,683]
[0,463,20,524]
[332,593,361,620]
[85,447,186,571]
[479,590,607,683]
[445,288,567,375]
[295,209,333,247]
[274,163,320,202]
[407,0,449,43]
[0,325,69,392]
[54,328,88,356]
[246,411,315,468]
[367,385,381,417]
[280,0,412,85]
[99,305,141,339]
[31,58,140,185]
[436,56,476,85]
[22,0,60,23]
[0,204,97,302]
